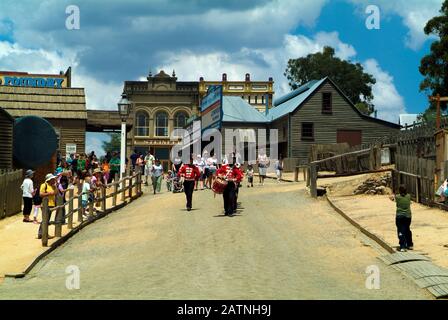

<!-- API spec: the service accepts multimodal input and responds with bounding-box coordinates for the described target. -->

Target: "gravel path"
[0,180,431,299]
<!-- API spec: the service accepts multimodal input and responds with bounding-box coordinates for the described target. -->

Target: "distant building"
[199,73,274,113]
[123,70,199,170]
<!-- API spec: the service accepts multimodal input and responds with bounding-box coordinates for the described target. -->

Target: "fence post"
[112,182,118,207]
[88,197,94,219]
[68,188,74,229]
[129,175,133,199]
[310,163,317,198]
[121,178,126,202]
[41,197,49,246]
[77,193,83,223]
[416,177,420,203]
[54,194,63,238]
[101,186,106,212]
[294,167,299,182]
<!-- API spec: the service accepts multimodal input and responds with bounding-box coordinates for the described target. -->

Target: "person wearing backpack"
[275,155,284,183]
[37,173,57,240]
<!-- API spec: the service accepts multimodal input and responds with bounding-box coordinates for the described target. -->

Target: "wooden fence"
[392,123,437,204]
[40,172,143,246]
[307,146,383,198]
[0,169,23,220]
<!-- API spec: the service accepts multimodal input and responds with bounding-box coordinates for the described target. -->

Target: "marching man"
[178,156,201,212]
[217,155,244,216]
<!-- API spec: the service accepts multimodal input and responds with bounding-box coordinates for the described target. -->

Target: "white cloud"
[363,59,406,122]
[0,41,121,110]
[157,32,357,97]
[349,0,443,50]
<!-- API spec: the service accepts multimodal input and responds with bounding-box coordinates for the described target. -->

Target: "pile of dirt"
[353,173,392,195]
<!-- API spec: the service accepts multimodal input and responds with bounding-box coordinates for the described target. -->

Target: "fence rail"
[40,172,143,246]
[0,169,23,220]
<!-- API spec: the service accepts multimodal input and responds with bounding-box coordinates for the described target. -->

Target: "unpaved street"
[0,180,431,299]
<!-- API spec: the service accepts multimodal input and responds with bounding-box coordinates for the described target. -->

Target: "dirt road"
[0,180,431,299]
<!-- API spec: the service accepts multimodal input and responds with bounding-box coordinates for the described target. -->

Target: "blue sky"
[0,0,443,155]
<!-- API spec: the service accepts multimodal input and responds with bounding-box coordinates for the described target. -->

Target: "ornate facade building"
[199,73,274,113]
[123,70,199,170]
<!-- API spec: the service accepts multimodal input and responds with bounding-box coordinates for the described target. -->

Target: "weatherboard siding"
[290,82,399,163]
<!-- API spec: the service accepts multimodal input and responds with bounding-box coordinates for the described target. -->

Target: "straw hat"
[93,168,102,174]
[45,173,56,182]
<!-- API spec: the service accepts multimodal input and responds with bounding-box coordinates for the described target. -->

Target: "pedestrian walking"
[165,170,174,192]
[193,154,205,190]
[21,169,35,223]
[37,173,57,239]
[178,157,201,211]
[136,155,145,175]
[144,151,155,186]
[246,164,254,187]
[275,155,284,182]
[390,185,413,252]
[151,159,164,194]
[109,152,120,183]
[257,149,269,186]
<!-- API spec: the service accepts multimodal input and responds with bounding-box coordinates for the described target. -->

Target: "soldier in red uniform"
[233,163,244,213]
[178,157,201,211]
[217,156,244,216]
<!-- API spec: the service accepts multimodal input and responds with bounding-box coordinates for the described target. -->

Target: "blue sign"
[0,76,65,88]
[201,85,223,132]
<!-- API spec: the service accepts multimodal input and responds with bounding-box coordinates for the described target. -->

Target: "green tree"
[102,133,121,154]
[419,0,448,118]
[284,46,376,115]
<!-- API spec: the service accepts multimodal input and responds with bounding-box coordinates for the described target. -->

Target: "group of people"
[20,151,123,239]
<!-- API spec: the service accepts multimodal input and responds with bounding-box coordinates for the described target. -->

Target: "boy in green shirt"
[390,185,413,252]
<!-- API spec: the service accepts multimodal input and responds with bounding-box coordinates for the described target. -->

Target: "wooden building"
[0,68,86,158]
[199,73,274,113]
[0,107,14,169]
[268,77,401,164]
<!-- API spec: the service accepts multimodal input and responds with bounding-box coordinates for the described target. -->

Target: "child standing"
[166,170,174,192]
[246,165,254,188]
[390,185,413,252]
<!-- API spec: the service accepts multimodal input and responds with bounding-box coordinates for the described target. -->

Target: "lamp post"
[117,93,132,179]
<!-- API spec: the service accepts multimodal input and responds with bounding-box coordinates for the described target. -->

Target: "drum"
[212,177,228,194]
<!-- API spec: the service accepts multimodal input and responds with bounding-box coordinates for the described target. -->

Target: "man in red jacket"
[217,155,243,216]
[178,156,201,211]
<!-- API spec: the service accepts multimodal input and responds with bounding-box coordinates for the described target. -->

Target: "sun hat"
[93,168,102,174]
[45,173,56,182]
[25,169,34,177]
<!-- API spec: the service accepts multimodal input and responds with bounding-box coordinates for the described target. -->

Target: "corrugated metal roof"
[267,78,327,121]
[222,96,269,123]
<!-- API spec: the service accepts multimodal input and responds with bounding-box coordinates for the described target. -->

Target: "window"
[255,96,258,104]
[135,111,149,136]
[247,96,251,104]
[322,92,332,114]
[155,111,169,137]
[261,95,265,105]
[301,123,314,140]
[174,111,188,130]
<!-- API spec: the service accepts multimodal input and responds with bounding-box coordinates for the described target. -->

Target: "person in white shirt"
[21,169,35,223]
[257,149,270,186]
[144,151,155,186]
[193,154,206,190]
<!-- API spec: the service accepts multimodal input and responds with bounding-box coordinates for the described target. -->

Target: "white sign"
[66,143,76,157]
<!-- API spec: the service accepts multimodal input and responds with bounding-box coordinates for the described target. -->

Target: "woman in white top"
[193,155,206,190]
[21,169,35,222]
[257,149,270,186]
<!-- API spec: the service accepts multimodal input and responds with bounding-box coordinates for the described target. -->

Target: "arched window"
[155,111,169,137]
[135,111,149,136]
[174,111,188,130]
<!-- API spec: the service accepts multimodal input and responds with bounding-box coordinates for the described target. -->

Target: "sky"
[0,0,443,156]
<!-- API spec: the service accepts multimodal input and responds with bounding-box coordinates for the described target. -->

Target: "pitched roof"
[268,78,326,121]
[0,86,86,120]
[267,77,401,129]
[222,96,269,123]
